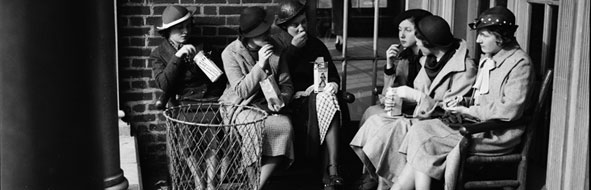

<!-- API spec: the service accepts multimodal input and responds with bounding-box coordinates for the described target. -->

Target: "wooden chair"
[451,70,553,190]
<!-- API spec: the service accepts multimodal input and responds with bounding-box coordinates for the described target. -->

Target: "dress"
[350,40,477,182]
[219,38,295,167]
[399,45,534,180]
[271,31,345,160]
[150,39,226,104]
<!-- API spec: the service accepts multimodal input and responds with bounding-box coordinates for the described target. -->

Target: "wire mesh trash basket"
[163,102,267,190]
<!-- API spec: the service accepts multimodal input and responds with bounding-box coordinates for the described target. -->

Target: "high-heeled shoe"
[335,42,343,52]
[324,165,344,190]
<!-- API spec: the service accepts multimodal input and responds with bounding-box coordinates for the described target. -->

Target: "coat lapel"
[427,40,469,94]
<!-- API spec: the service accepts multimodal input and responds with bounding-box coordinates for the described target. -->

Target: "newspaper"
[313,57,328,93]
[193,51,223,82]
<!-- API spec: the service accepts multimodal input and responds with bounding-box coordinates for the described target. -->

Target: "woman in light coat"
[218,7,294,189]
[350,15,477,189]
[393,6,535,190]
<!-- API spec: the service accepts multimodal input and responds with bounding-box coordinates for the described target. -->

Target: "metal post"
[371,0,380,105]
[341,0,349,96]
[0,0,128,189]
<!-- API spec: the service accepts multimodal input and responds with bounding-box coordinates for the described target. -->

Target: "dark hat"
[416,15,454,47]
[393,9,432,27]
[469,6,518,31]
[239,7,272,38]
[275,0,307,26]
[157,5,193,31]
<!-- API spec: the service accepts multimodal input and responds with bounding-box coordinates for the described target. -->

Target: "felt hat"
[416,15,455,47]
[239,7,272,38]
[393,9,432,27]
[275,0,307,26]
[469,6,518,31]
[156,5,193,31]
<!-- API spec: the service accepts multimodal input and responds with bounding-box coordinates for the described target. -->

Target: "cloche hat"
[275,0,307,26]
[239,7,272,38]
[469,6,518,32]
[416,15,454,47]
[157,5,193,31]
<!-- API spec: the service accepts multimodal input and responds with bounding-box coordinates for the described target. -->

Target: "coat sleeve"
[467,58,533,121]
[414,58,477,118]
[151,48,183,94]
[382,59,410,96]
[276,54,294,104]
[221,49,268,100]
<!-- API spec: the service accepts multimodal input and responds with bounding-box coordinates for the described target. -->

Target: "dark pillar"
[1,0,127,189]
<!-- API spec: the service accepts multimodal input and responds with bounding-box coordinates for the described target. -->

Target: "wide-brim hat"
[275,0,307,26]
[469,6,518,31]
[416,15,454,47]
[156,5,193,31]
[239,7,272,38]
[393,9,432,27]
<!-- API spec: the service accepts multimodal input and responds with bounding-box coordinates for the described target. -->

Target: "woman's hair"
[158,29,170,39]
[479,26,518,48]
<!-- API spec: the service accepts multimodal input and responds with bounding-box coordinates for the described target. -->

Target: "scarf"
[424,49,456,81]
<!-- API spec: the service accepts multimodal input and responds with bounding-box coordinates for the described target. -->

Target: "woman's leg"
[414,171,431,190]
[390,164,414,190]
[259,156,283,190]
[325,113,340,175]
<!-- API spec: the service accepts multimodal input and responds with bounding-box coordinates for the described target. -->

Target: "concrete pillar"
[1,0,127,189]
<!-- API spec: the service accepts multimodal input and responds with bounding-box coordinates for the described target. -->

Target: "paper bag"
[259,75,285,110]
[193,51,224,82]
[313,57,328,93]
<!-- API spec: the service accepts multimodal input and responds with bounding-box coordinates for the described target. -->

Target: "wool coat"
[399,45,535,180]
[150,40,226,103]
[350,40,477,182]
[219,38,295,166]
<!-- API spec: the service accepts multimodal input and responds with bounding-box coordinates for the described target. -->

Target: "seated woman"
[359,9,432,125]
[271,1,345,189]
[218,7,294,190]
[150,5,226,107]
[350,15,477,189]
[394,6,535,190]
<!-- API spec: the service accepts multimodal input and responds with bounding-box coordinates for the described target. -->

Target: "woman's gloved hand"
[394,86,425,103]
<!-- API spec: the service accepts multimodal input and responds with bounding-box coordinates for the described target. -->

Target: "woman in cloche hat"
[271,0,348,189]
[392,7,534,190]
[150,5,225,108]
[218,6,294,190]
[351,13,478,190]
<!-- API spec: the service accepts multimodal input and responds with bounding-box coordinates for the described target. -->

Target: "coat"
[399,45,535,181]
[150,40,226,102]
[218,38,293,108]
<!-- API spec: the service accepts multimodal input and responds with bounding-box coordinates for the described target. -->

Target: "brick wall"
[117,0,279,189]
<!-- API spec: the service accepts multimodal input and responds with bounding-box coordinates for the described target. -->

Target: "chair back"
[520,70,553,156]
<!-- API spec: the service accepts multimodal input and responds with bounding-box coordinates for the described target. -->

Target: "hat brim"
[275,5,306,26]
[240,20,272,38]
[157,12,192,31]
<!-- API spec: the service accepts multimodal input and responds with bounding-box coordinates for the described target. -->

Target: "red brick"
[128,0,145,3]
[152,6,166,15]
[124,92,154,101]
[181,0,195,4]
[243,0,271,3]
[228,0,240,3]
[219,6,247,15]
[204,6,217,15]
[200,0,226,3]
[129,17,144,26]
[226,16,240,25]
[119,81,131,91]
[121,27,151,36]
[218,27,238,35]
[132,80,148,89]
[118,17,129,27]
[121,69,153,78]
[202,26,216,35]
[149,80,157,88]
[148,37,164,46]
[130,38,146,46]
[120,6,151,15]
[146,16,161,26]
[194,16,225,25]
[130,114,157,122]
[149,123,166,131]
[149,0,178,4]
[132,104,146,112]
[132,59,147,68]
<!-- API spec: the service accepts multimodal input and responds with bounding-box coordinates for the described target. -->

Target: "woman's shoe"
[324,175,344,190]
[335,42,343,52]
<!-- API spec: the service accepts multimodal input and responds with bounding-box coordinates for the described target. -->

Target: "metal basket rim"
[162,102,268,127]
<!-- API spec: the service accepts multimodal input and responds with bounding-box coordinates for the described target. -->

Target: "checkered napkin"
[316,92,340,144]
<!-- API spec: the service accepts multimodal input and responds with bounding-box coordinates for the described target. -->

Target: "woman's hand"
[291,31,308,48]
[257,44,274,69]
[293,85,315,99]
[323,82,338,95]
[175,44,197,58]
[394,86,424,103]
[386,44,402,69]
[444,106,470,114]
